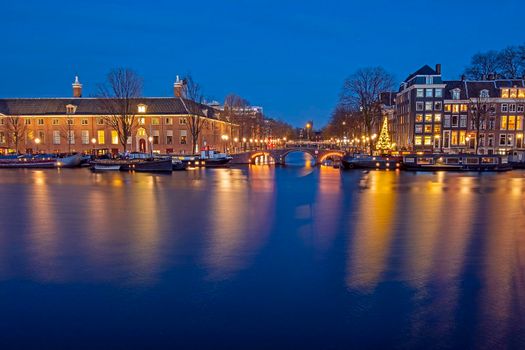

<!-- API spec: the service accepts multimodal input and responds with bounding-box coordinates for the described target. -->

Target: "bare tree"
[339,67,394,141]
[97,68,143,153]
[463,51,501,79]
[60,115,75,153]
[179,74,208,154]
[5,116,27,154]
[498,46,522,78]
[223,93,250,140]
[469,94,493,155]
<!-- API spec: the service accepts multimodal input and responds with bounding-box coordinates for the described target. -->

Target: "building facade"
[0,78,239,155]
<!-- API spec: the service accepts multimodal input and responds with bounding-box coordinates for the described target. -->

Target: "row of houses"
[0,77,240,155]
[389,64,525,158]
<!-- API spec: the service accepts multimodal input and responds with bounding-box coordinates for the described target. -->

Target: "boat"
[198,150,232,168]
[91,163,122,171]
[172,158,187,171]
[55,154,83,168]
[122,158,173,172]
[341,154,402,170]
[402,154,512,172]
[0,154,56,168]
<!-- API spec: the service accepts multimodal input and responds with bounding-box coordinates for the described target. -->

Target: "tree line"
[463,44,525,80]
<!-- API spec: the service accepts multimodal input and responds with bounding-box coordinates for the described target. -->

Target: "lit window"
[165,118,173,125]
[66,104,77,114]
[425,114,433,122]
[53,130,61,145]
[517,116,523,130]
[82,130,89,144]
[460,104,468,112]
[138,104,147,113]
[501,89,509,98]
[111,130,119,144]
[518,89,525,99]
[452,105,460,113]
[425,102,433,111]
[451,131,458,145]
[415,114,423,122]
[510,89,518,98]
[508,116,516,130]
[434,124,441,133]
[179,117,188,125]
[459,130,466,145]
[434,114,442,122]
[98,130,105,144]
[424,136,432,145]
[444,104,451,112]
[152,118,160,125]
[501,116,507,130]
[424,125,432,133]
[138,118,145,125]
[414,136,422,145]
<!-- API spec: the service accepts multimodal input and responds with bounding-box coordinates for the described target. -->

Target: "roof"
[0,97,217,118]
[443,79,525,99]
[403,65,438,83]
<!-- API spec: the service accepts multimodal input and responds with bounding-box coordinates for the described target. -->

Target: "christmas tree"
[375,117,391,152]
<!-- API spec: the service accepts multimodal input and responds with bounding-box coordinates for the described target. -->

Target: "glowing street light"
[34,137,41,153]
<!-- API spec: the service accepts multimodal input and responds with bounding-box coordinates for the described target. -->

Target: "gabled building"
[394,64,446,151]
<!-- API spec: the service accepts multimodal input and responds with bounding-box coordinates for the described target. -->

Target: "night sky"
[2,0,524,127]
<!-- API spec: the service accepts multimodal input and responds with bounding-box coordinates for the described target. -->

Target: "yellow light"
[242,138,247,142]
[35,138,41,145]
[148,136,153,142]
[91,138,97,144]
[233,137,238,142]
[249,139,253,143]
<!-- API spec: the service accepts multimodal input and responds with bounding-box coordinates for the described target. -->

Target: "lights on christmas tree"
[376,117,391,151]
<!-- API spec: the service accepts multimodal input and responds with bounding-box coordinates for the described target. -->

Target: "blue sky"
[2,0,525,127]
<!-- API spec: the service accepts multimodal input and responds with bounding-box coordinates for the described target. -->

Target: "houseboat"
[402,154,512,172]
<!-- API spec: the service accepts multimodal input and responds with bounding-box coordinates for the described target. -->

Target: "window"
[499,134,506,146]
[67,131,75,145]
[425,114,433,122]
[501,116,507,130]
[165,118,173,125]
[452,104,460,113]
[180,130,187,144]
[25,118,31,125]
[424,136,432,145]
[138,104,147,113]
[166,130,173,145]
[510,89,518,98]
[508,116,516,130]
[0,118,4,125]
[434,124,441,133]
[415,125,423,133]
[460,104,468,112]
[138,118,145,125]
[152,130,160,145]
[415,114,423,122]
[414,136,422,145]
[151,118,160,125]
[451,131,458,145]
[501,89,509,98]
[425,88,433,97]
[111,130,119,145]
[518,104,524,112]
[517,134,523,148]
[452,89,461,100]
[52,118,59,126]
[416,89,424,97]
[179,117,188,125]
[53,130,61,145]
[444,115,451,127]
[501,104,508,112]
[459,130,466,145]
[509,104,516,112]
[82,130,89,145]
[480,89,489,98]
[479,134,485,147]
[434,114,442,122]
[66,105,77,114]
[444,131,450,148]
[67,118,74,125]
[507,134,514,146]
[434,102,442,111]
[81,119,88,125]
[424,125,432,133]
[444,104,451,112]
[460,115,467,128]
[519,89,525,98]
[425,102,433,111]
[517,116,523,130]
[435,89,443,98]
[97,130,105,144]
[37,119,44,125]
[488,118,495,130]
[426,76,433,84]
[488,134,494,147]
[452,115,459,127]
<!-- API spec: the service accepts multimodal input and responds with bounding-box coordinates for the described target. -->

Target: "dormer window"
[452,88,461,100]
[138,104,147,113]
[480,89,489,98]
[426,76,433,84]
[66,104,77,114]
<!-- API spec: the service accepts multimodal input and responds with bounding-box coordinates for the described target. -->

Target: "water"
[0,153,524,349]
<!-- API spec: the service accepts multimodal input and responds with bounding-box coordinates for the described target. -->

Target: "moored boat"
[341,154,402,170]
[402,154,512,172]
[122,158,173,172]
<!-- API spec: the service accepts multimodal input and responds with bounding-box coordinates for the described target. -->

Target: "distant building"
[0,77,238,155]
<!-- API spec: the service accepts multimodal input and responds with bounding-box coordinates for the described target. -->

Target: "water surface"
[0,157,524,349]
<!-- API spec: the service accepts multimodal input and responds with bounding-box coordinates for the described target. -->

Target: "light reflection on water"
[0,163,524,348]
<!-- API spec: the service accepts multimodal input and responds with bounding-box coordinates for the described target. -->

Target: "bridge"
[231,146,345,165]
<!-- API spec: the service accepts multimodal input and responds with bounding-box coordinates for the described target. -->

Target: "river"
[0,153,524,349]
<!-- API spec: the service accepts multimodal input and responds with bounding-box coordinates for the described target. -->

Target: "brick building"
[0,77,238,155]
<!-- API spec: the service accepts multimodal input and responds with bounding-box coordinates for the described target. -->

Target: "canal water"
[0,154,524,349]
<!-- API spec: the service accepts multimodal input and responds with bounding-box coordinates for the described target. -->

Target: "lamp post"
[91,138,97,157]
[34,138,41,154]
[148,136,154,157]
[242,137,247,151]
[233,137,238,153]
[306,122,311,141]
[221,134,229,153]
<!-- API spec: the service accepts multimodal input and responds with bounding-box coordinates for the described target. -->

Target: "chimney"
[72,76,82,97]
[435,64,441,75]
[461,74,466,81]
[174,75,184,97]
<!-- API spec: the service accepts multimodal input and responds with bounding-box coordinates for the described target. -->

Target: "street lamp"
[34,138,41,154]
[91,137,97,157]
[305,122,311,141]
[148,136,154,157]
[221,134,229,153]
